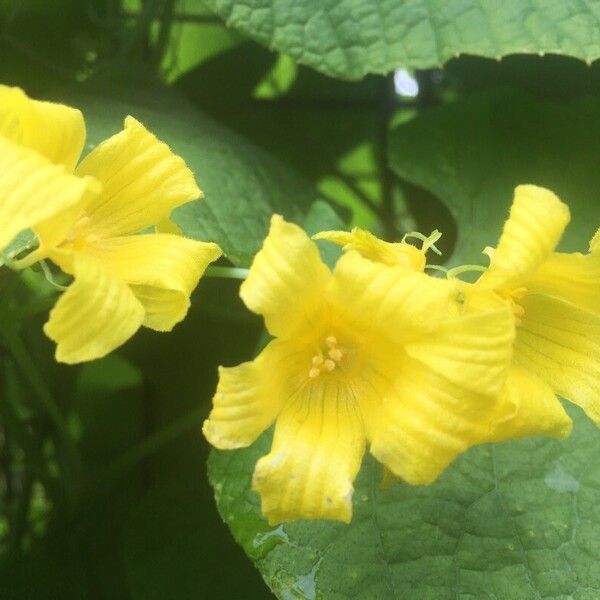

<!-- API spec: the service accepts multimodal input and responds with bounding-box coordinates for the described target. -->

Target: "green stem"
[0,252,20,272]
[0,326,82,496]
[8,470,33,555]
[205,265,249,280]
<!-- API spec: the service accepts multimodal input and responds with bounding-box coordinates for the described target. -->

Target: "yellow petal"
[488,365,572,442]
[368,356,498,485]
[76,233,221,331]
[44,254,145,364]
[156,217,183,235]
[314,228,426,271]
[527,250,600,316]
[331,251,458,345]
[240,215,331,339]
[0,137,97,252]
[515,294,600,425]
[203,340,296,449]
[252,378,365,524]
[0,85,85,171]
[75,116,201,238]
[404,294,515,397]
[478,185,570,290]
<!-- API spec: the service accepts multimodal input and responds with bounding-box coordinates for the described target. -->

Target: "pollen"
[308,335,344,379]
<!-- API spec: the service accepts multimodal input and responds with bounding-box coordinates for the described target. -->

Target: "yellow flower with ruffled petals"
[1,86,222,363]
[316,187,578,444]
[469,184,600,438]
[203,215,515,524]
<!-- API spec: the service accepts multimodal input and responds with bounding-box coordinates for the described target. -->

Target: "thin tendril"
[446,264,487,279]
[402,230,443,256]
[39,261,68,291]
[424,264,449,274]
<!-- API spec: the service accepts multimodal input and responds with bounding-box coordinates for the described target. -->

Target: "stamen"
[328,348,343,362]
[323,359,336,372]
[308,335,344,379]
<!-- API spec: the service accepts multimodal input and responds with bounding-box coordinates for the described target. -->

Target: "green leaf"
[60,79,317,266]
[209,405,600,599]
[302,199,346,268]
[389,90,600,265]
[202,1,600,80]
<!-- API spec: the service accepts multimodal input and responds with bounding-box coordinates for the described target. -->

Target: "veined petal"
[78,234,221,331]
[240,215,331,339]
[478,185,570,290]
[515,294,600,426]
[44,254,145,364]
[75,116,201,238]
[0,85,85,171]
[404,294,515,397]
[528,251,600,316]
[368,356,498,485]
[314,228,426,271]
[331,251,458,345]
[488,365,572,442]
[203,340,297,449]
[252,378,365,524]
[0,137,97,252]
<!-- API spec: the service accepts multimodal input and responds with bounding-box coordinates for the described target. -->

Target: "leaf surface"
[202,1,600,79]
[63,81,317,266]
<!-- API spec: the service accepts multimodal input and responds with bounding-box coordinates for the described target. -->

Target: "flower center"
[61,213,99,251]
[308,335,344,379]
[504,287,527,324]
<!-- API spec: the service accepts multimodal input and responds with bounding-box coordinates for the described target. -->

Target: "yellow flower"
[203,216,515,524]
[0,85,96,252]
[317,187,578,444]
[0,86,221,363]
[469,184,600,438]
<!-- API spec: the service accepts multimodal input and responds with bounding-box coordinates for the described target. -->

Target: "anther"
[328,348,343,362]
[325,336,337,347]
[323,359,336,372]
[309,367,321,379]
[312,355,324,366]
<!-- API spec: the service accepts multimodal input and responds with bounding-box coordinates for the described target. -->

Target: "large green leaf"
[60,79,317,266]
[390,90,600,265]
[202,1,600,80]
[209,405,600,599]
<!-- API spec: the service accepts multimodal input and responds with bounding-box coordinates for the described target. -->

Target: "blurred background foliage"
[1,1,600,598]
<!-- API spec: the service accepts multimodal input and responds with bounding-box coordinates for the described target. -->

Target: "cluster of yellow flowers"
[0,85,221,362]
[2,87,600,527]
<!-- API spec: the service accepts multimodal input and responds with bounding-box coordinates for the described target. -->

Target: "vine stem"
[0,325,82,497]
[205,265,249,280]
